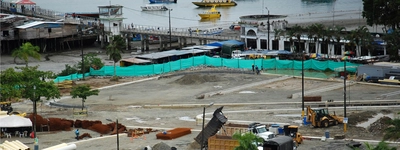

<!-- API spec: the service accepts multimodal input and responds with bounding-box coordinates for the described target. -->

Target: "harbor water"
[21,0,362,28]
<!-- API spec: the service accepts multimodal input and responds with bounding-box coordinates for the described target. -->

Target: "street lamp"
[201,102,214,150]
[80,27,84,80]
[33,85,38,150]
[343,60,347,133]
[265,7,270,50]
[301,51,305,119]
[168,8,173,49]
[106,118,119,150]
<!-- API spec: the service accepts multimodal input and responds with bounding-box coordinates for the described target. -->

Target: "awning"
[0,115,32,128]
[15,0,36,5]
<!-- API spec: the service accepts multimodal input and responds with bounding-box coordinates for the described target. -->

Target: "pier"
[0,2,240,53]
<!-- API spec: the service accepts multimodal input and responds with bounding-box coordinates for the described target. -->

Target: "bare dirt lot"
[7,67,400,150]
[2,47,400,150]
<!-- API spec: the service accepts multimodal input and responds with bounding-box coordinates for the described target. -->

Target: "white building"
[239,15,387,58]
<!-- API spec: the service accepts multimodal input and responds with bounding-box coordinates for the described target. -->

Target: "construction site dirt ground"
[2,48,400,150]
[7,67,400,150]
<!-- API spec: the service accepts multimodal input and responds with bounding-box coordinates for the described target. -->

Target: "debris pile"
[367,116,392,136]
[174,74,221,85]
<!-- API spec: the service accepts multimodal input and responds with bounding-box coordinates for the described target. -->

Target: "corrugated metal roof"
[15,21,63,29]
[136,49,209,59]
[120,57,151,64]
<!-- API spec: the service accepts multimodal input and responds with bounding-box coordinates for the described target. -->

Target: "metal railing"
[121,23,240,40]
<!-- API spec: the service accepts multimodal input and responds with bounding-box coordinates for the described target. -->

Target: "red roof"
[16,0,36,5]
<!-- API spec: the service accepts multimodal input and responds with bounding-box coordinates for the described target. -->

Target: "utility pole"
[343,61,347,133]
[265,7,270,50]
[169,8,172,49]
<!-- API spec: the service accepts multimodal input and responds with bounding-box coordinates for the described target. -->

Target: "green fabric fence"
[53,56,359,83]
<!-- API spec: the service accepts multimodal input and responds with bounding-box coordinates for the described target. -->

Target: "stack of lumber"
[56,80,75,89]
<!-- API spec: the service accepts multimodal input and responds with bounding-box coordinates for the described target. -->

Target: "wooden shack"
[15,21,78,39]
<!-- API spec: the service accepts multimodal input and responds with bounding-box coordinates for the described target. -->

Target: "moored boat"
[141,4,168,11]
[192,0,237,7]
[149,0,177,3]
[198,5,221,19]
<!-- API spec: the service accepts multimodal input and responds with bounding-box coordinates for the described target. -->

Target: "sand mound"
[174,74,221,85]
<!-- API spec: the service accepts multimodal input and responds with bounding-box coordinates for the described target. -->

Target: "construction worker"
[252,64,255,72]
[75,129,80,140]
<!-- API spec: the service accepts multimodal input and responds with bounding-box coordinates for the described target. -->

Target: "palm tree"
[286,24,304,53]
[307,24,325,54]
[11,42,41,67]
[232,132,263,150]
[383,29,400,61]
[106,35,125,79]
[347,26,372,56]
[332,26,346,56]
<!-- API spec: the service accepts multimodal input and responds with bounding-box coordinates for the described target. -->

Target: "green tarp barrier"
[54,56,359,83]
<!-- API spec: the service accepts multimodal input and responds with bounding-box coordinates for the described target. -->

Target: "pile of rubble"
[367,116,392,137]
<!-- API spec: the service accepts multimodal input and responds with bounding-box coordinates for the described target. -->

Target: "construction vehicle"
[219,122,275,142]
[284,125,303,146]
[263,136,296,150]
[0,102,13,114]
[248,122,276,142]
[0,102,26,117]
[306,106,343,128]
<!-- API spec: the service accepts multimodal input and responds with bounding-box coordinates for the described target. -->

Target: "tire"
[334,120,339,125]
[322,120,329,127]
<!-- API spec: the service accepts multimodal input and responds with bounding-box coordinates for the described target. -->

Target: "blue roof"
[206,40,244,47]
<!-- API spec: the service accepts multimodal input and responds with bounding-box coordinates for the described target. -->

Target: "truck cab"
[249,123,275,141]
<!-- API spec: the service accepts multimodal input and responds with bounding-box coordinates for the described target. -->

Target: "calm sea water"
[28,0,361,28]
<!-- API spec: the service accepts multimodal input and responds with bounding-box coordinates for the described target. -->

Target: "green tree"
[70,84,100,110]
[232,132,263,150]
[286,24,304,53]
[383,118,400,141]
[13,66,61,138]
[362,0,400,30]
[106,35,125,79]
[11,42,41,67]
[307,23,326,54]
[0,68,23,101]
[346,26,372,56]
[331,26,347,56]
[364,141,397,150]
[382,29,400,62]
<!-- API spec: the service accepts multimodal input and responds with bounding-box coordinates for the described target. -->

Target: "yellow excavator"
[0,102,26,117]
[306,106,343,127]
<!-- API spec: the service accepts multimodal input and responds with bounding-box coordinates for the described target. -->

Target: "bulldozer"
[306,106,343,128]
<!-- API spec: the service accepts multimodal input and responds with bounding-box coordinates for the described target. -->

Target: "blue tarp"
[206,40,244,47]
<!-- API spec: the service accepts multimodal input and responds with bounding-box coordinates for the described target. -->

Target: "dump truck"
[218,122,275,142]
[306,106,343,127]
[195,106,228,149]
[263,136,296,150]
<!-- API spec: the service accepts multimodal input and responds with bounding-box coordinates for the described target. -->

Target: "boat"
[198,5,221,19]
[192,0,237,7]
[141,4,168,11]
[199,27,223,35]
[149,0,177,3]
